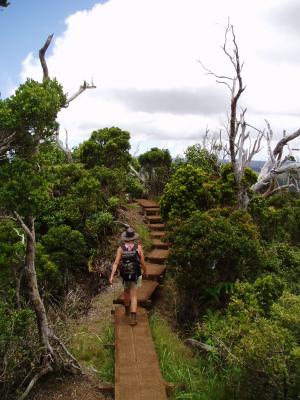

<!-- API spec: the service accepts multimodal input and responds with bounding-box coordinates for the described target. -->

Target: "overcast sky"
[2,0,300,159]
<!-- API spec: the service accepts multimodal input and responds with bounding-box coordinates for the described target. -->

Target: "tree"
[0,34,94,398]
[78,126,131,169]
[138,147,171,195]
[200,23,264,209]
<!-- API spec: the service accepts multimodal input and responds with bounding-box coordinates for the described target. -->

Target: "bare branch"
[273,128,300,159]
[18,364,53,400]
[13,212,34,240]
[39,34,54,81]
[65,80,96,107]
[263,184,296,198]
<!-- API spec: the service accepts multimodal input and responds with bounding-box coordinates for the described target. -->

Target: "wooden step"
[148,223,165,231]
[113,280,159,308]
[135,199,158,208]
[146,249,169,264]
[150,231,166,238]
[152,239,169,249]
[146,215,162,223]
[143,262,167,279]
[144,207,160,215]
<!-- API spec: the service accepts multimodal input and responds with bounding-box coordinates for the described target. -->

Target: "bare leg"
[129,286,137,313]
[124,288,130,315]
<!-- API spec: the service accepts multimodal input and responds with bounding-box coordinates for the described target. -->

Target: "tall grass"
[136,223,152,252]
[70,322,115,383]
[149,313,225,400]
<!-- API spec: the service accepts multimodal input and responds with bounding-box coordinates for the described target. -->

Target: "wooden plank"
[144,262,166,279]
[115,307,167,400]
[146,215,162,223]
[115,307,143,400]
[152,239,170,249]
[144,207,160,215]
[148,223,165,231]
[150,231,166,238]
[135,199,159,208]
[146,249,169,264]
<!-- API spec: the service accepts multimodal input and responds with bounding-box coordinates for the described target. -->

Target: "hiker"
[109,227,147,326]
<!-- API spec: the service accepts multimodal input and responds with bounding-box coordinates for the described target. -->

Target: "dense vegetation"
[160,145,300,399]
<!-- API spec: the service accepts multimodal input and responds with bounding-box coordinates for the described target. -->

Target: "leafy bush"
[197,288,300,400]
[84,211,114,239]
[264,243,300,294]
[249,193,300,244]
[0,300,39,399]
[168,210,264,321]
[185,144,220,176]
[160,164,220,220]
[41,225,87,272]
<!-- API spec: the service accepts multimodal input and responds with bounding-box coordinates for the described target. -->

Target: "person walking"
[109,227,147,326]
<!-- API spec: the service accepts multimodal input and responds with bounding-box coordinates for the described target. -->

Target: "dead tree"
[252,122,300,196]
[199,23,264,208]
[40,34,96,162]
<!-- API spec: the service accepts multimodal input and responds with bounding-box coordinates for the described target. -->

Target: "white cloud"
[19,0,300,159]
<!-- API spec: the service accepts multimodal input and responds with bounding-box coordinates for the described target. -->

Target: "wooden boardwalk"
[114,307,167,400]
[113,199,169,400]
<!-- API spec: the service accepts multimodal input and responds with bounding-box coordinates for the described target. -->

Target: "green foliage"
[78,126,131,169]
[160,164,219,220]
[264,242,300,294]
[138,147,172,196]
[0,299,39,399]
[41,225,87,272]
[271,291,300,341]
[185,144,220,176]
[84,211,114,239]
[228,274,286,317]
[0,220,24,287]
[168,210,264,320]
[0,78,66,156]
[35,243,62,292]
[233,318,297,400]
[197,287,300,400]
[0,157,49,218]
[249,193,300,244]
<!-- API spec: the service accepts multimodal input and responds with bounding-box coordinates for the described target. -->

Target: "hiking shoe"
[130,312,137,326]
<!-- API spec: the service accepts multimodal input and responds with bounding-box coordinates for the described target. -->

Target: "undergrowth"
[70,322,114,383]
[149,313,225,400]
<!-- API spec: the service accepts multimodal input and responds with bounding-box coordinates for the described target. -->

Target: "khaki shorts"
[123,275,142,290]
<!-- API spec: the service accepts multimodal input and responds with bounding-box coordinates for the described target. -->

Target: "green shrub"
[41,225,87,272]
[249,193,300,244]
[168,210,264,321]
[0,300,39,399]
[265,243,300,294]
[160,164,219,221]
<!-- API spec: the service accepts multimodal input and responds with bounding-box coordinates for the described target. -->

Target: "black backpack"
[119,242,141,282]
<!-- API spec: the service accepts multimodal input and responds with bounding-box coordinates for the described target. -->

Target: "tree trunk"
[24,217,53,363]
